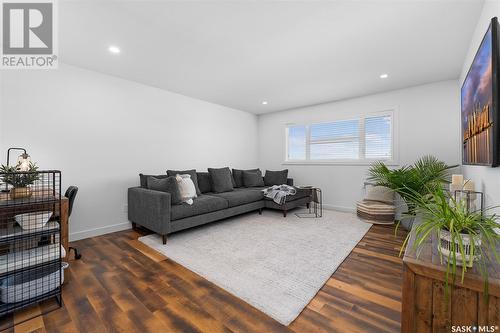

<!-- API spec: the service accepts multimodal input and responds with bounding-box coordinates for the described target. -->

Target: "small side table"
[295,186,322,218]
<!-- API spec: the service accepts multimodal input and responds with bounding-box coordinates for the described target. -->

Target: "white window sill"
[282,160,399,166]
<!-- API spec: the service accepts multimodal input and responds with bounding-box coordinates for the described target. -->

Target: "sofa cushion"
[171,195,228,221]
[288,188,311,201]
[210,188,264,207]
[264,169,289,186]
[139,173,168,188]
[175,174,197,204]
[208,167,234,193]
[146,176,182,205]
[232,168,259,188]
[196,172,212,193]
[243,170,265,187]
[167,169,201,196]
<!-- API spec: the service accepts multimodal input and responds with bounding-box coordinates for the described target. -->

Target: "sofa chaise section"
[128,173,311,244]
[264,187,312,217]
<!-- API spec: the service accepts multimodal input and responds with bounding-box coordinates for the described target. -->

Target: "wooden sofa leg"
[162,235,167,245]
[131,222,137,230]
[283,210,287,217]
[258,208,263,215]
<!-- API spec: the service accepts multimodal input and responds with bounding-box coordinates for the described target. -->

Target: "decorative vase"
[399,215,416,231]
[438,229,481,268]
[9,187,32,200]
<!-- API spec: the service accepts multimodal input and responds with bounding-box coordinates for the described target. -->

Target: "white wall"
[460,1,500,211]
[258,80,460,211]
[0,64,258,240]
[0,71,4,156]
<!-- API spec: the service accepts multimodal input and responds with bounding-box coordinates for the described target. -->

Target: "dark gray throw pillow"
[167,169,201,195]
[147,176,182,205]
[139,173,169,188]
[230,171,237,188]
[264,169,289,186]
[196,172,212,193]
[242,170,265,187]
[232,168,259,188]
[208,167,234,193]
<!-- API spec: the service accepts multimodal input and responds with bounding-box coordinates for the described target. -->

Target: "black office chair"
[65,186,82,260]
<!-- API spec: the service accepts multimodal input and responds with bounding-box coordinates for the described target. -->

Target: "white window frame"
[284,108,399,166]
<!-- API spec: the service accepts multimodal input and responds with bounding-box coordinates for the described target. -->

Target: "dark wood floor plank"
[0,221,406,333]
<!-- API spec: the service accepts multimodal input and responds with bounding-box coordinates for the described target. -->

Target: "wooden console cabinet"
[401,230,500,332]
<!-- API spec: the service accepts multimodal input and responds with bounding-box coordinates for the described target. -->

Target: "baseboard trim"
[323,204,356,213]
[70,222,131,241]
[69,205,356,241]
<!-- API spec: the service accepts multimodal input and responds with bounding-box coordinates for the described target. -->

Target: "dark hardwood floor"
[0,219,407,333]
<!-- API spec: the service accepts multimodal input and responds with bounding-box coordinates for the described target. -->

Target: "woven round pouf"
[356,200,395,225]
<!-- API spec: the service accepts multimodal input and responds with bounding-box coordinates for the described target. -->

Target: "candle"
[452,174,464,186]
[464,180,475,191]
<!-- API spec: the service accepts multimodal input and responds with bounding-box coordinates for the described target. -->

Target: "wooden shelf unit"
[402,229,500,332]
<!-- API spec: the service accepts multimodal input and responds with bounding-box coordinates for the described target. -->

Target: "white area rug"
[139,209,371,325]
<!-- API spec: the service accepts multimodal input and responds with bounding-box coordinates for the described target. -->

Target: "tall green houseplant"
[367,155,457,227]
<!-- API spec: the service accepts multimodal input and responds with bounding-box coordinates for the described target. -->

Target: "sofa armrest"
[128,187,171,235]
[287,178,294,186]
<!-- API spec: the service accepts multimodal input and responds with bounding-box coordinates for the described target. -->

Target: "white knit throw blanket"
[262,185,297,205]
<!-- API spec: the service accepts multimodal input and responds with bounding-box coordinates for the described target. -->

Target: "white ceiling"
[59,0,484,114]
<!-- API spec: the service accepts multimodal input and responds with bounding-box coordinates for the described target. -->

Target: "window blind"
[365,115,392,159]
[310,120,359,160]
[287,125,307,160]
[286,112,393,162]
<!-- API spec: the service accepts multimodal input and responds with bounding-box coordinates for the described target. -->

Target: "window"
[309,119,360,160]
[287,126,307,160]
[286,111,395,163]
[365,115,392,159]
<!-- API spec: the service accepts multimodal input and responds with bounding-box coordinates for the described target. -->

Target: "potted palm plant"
[0,162,40,199]
[403,186,500,296]
[367,155,457,229]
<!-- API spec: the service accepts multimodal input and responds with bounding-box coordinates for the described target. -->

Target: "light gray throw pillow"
[167,169,201,195]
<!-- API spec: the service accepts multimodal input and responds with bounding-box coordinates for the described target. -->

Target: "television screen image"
[461,18,500,166]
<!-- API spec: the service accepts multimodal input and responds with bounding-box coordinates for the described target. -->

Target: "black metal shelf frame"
[0,288,61,317]
[0,170,63,327]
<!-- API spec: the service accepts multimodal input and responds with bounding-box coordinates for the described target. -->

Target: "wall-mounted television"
[461,17,500,167]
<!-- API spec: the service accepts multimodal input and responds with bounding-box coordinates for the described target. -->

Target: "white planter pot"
[438,229,481,268]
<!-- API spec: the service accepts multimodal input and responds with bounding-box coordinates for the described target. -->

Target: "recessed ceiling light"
[262,101,268,105]
[108,46,121,54]
[379,73,389,79]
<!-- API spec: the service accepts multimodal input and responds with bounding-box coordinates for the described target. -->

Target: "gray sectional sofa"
[128,171,311,244]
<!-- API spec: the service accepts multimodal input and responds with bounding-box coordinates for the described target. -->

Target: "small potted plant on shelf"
[367,155,457,230]
[0,162,40,199]
[402,186,500,296]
